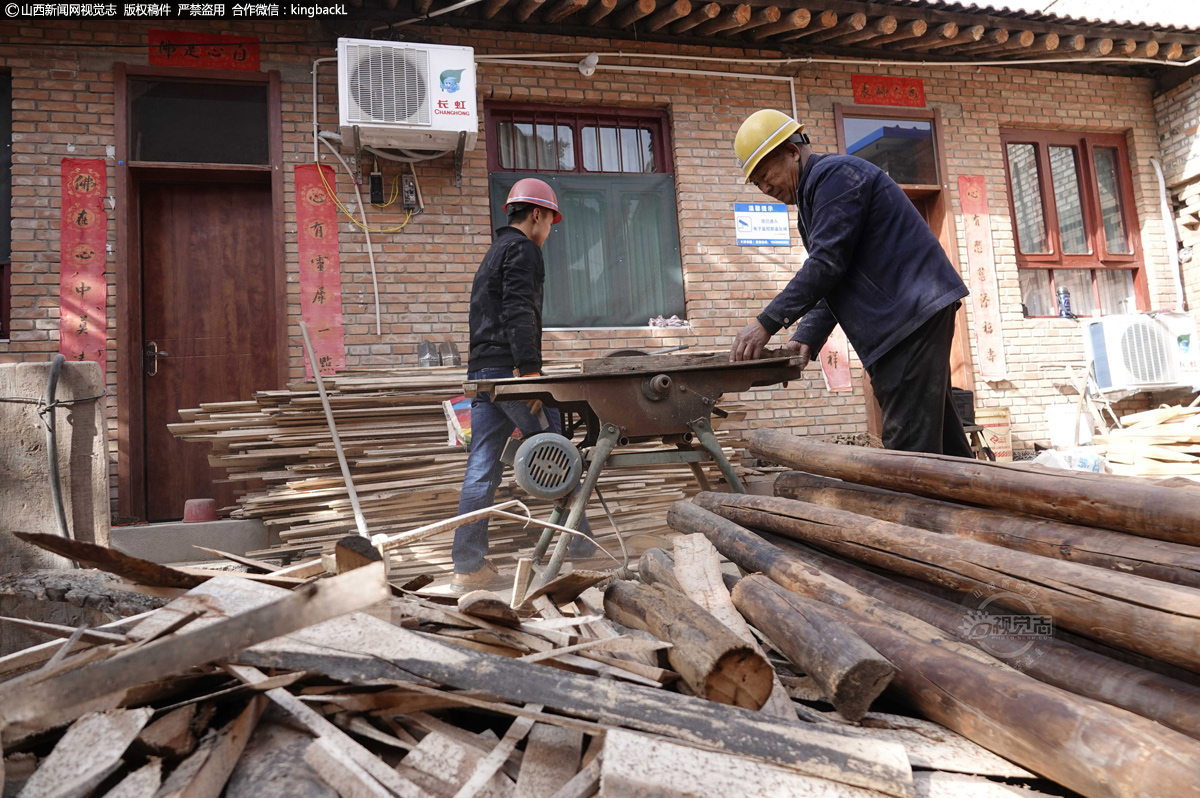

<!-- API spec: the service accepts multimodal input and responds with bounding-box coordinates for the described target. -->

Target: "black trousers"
[865,302,974,457]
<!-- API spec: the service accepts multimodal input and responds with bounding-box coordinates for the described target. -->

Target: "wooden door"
[140,180,276,521]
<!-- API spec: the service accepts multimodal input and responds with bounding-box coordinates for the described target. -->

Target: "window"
[842,116,937,186]
[129,79,269,164]
[486,104,684,328]
[1,73,10,339]
[1001,130,1144,318]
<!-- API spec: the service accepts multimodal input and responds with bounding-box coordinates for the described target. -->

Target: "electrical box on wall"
[337,38,479,153]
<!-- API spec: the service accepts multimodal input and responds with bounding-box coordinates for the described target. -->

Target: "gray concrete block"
[110,519,278,564]
[1,361,110,576]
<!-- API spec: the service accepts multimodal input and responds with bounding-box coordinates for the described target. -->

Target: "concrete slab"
[110,519,279,565]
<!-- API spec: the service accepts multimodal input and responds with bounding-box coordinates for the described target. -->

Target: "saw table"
[464,351,805,591]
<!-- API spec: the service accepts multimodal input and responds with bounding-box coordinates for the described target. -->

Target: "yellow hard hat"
[734,110,803,183]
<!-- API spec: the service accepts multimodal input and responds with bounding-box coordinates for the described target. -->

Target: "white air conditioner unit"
[1083,312,1200,392]
[337,38,478,152]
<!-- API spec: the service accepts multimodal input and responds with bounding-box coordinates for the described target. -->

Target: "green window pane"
[489,173,684,327]
[1049,146,1089,255]
[1094,147,1131,255]
[1006,143,1049,254]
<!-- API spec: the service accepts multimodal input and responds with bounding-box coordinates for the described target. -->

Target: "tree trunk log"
[731,576,893,720]
[775,471,1200,588]
[665,501,1007,668]
[692,491,1200,674]
[750,429,1200,545]
[637,548,682,591]
[770,535,1200,741]
[603,580,773,710]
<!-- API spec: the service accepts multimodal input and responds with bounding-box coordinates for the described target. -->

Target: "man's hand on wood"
[781,340,812,388]
[731,320,772,362]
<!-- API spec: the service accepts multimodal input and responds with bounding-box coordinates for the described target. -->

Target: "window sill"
[545,324,692,332]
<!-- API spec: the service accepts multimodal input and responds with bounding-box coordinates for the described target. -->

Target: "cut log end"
[706,647,775,710]
[832,659,896,721]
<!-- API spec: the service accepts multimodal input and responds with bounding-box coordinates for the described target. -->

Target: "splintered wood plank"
[136,704,198,759]
[912,771,1057,797]
[0,567,390,737]
[13,532,206,589]
[452,712,540,798]
[15,707,154,798]
[599,729,883,797]
[104,760,163,798]
[225,717,337,798]
[155,696,267,798]
[458,591,521,628]
[514,724,582,798]
[304,737,392,798]
[398,732,515,798]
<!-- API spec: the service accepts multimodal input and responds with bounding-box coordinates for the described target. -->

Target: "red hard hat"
[505,178,562,224]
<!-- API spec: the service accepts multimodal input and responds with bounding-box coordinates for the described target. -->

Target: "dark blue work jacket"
[756,153,968,368]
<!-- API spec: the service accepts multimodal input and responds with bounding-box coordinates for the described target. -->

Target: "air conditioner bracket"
[454,130,466,188]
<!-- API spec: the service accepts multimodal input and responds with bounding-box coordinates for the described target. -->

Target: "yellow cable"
[316,162,413,234]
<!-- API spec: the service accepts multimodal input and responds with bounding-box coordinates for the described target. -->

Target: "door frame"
[833,103,976,439]
[114,62,286,522]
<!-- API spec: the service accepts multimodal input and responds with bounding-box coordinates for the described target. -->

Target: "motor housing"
[513,432,582,500]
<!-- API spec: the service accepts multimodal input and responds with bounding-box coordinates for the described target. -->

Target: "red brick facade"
[0,20,1191,511]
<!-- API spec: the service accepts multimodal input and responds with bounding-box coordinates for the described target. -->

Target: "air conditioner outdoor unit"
[337,38,478,153]
[1083,312,1200,393]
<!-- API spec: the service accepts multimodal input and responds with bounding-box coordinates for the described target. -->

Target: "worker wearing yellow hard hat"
[730,109,974,457]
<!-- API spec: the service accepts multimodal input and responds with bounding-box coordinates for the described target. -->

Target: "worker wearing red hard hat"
[451,178,594,591]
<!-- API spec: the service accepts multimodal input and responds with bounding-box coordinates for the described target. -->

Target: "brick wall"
[0,20,1189,512]
[1154,73,1200,304]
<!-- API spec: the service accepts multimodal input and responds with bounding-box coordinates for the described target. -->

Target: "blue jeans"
[453,368,594,574]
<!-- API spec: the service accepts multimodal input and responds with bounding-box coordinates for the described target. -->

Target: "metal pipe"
[299,321,370,539]
[43,354,71,539]
[1152,158,1186,311]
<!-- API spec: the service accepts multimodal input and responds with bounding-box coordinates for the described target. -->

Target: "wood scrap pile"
[663,428,1200,798]
[169,365,753,579]
[1094,401,1200,478]
[4,503,1091,798]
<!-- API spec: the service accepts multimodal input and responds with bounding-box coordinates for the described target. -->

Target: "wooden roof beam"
[1056,34,1085,52]
[613,0,656,28]
[514,0,548,22]
[1023,36,1114,59]
[773,9,836,42]
[1160,42,1186,61]
[829,15,898,46]
[868,19,926,46]
[945,28,1011,53]
[482,0,511,19]
[671,1,718,32]
[694,3,751,36]
[889,23,968,51]
[753,8,811,41]
[543,0,588,23]
[1131,40,1160,58]
[962,30,1040,56]
[644,0,691,32]
[801,11,866,44]
[584,0,618,25]
[724,5,781,37]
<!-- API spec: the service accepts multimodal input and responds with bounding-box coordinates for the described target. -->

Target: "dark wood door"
[141,181,276,521]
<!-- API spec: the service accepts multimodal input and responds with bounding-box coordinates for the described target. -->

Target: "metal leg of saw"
[531,422,621,591]
[529,503,565,565]
[689,417,746,493]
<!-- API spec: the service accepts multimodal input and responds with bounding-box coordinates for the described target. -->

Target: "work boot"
[450,560,504,593]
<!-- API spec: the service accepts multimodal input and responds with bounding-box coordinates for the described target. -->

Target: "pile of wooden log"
[170,365,753,580]
[0,520,1077,798]
[661,429,1200,798]
[1094,402,1200,478]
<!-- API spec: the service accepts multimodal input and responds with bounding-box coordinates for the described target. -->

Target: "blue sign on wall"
[734,203,790,247]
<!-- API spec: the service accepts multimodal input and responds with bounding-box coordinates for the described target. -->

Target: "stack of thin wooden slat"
[663,429,1200,798]
[0,529,1073,798]
[1094,402,1200,478]
[170,364,753,578]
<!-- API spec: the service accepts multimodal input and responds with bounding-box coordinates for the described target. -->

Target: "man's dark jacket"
[468,226,545,375]
[757,153,968,368]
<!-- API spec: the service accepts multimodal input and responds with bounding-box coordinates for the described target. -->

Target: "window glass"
[1098,269,1137,315]
[1006,143,1049,254]
[1019,269,1053,317]
[843,117,936,185]
[1094,147,1131,255]
[129,79,268,164]
[1049,146,1089,255]
[1054,269,1098,317]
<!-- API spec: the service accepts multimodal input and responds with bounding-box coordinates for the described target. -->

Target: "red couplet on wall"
[294,164,347,379]
[851,74,926,108]
[958,176,1008,382]
[819,325,853,392]
[59,158,108,365]
[148,30,261,71]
